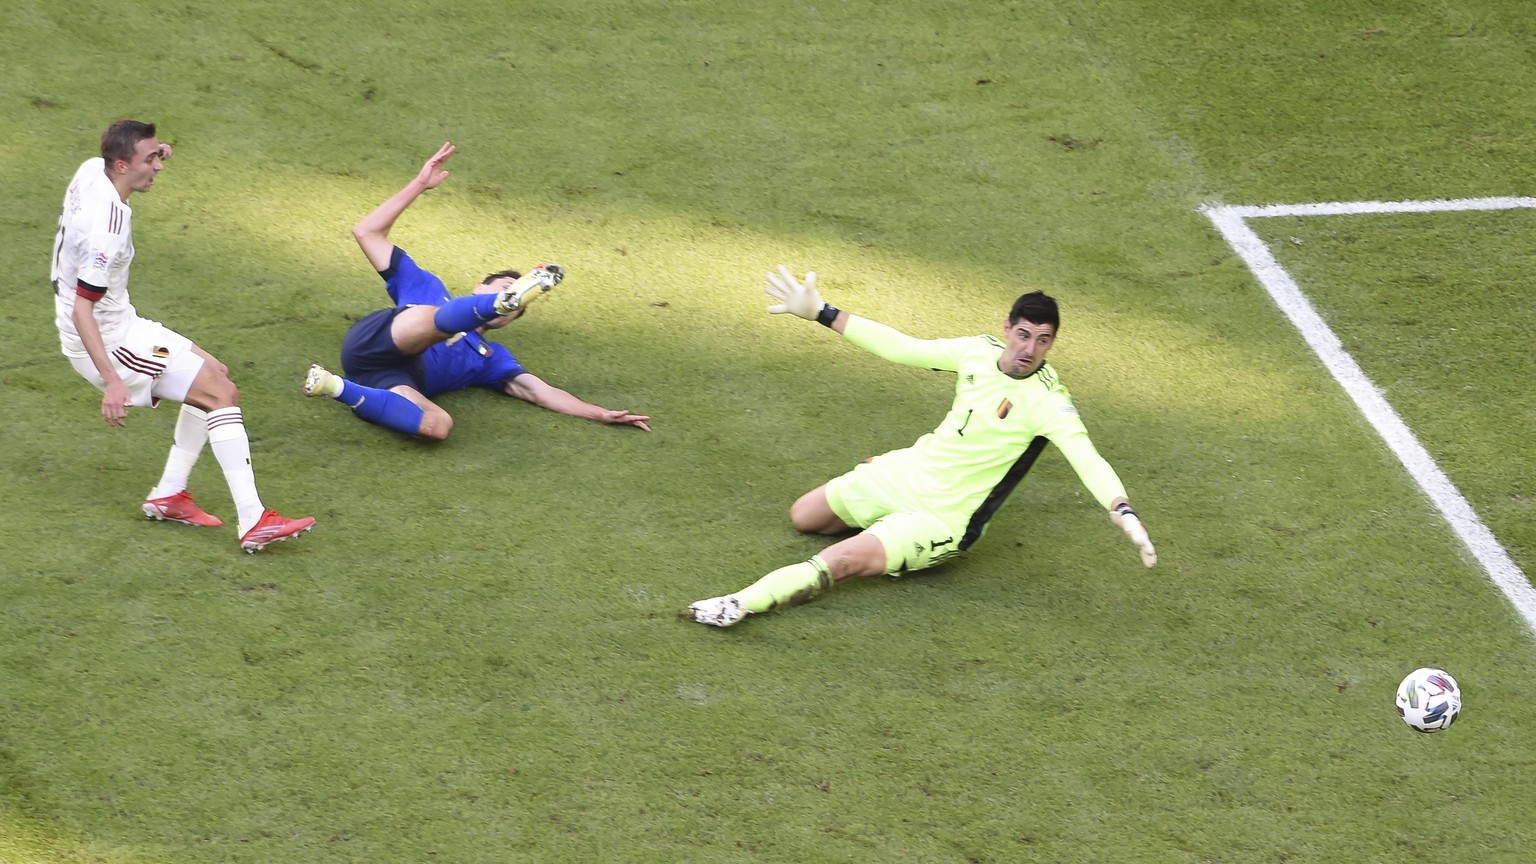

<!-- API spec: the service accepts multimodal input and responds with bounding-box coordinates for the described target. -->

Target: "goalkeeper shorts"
[825,459,965,575]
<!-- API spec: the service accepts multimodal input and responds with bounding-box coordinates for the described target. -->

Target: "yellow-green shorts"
[825,458,966,575]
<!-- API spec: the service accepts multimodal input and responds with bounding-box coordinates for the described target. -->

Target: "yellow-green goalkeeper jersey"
[842,315,1128,549]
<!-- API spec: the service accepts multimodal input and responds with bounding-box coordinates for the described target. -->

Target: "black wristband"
[816,303,841,328]
[1113,502,1137,518]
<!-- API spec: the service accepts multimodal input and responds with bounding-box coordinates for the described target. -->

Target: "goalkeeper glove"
[1110,502,1157,568]
[764,265,827,321]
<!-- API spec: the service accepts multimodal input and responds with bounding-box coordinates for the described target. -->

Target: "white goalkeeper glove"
[764,265,826,321]
[1110,502,1157,568]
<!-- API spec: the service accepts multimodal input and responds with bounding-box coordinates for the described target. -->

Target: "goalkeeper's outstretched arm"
[1053,419,1160,569]
[1109,498,1158,568]
[761,265,958,370]
[764,265,848,331]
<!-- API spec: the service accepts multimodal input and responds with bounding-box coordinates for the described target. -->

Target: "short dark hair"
[479,269,522,285]
[1009,290,1059,331]
[101,120,157,164]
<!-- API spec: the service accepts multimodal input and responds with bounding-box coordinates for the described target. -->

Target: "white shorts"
[68,317,204,407]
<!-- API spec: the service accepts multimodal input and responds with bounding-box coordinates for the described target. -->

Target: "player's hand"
[157,143,173,161]
[1110,503,1157,567]
[764,265,825,321]
[101,380,131,427]
[417,142,455,189]
[599,409,652,432]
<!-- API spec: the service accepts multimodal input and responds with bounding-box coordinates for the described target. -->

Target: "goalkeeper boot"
[688,594,748,627]
[494,263,565,316]
[302,364,342,398]
[143,490,224,527]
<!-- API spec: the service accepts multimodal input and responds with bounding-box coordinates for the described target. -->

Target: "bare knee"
[820,533,890,582]
[416,409,454,441]
[188,363,240,410]
[790,488,846,535]
[789,497,822,533]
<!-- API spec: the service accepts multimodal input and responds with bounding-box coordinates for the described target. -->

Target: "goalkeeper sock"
[338,380,426,437]
[431,294,501,334]
[736,556,833,613]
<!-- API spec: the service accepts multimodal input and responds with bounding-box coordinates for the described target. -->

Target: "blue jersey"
[382,247,527,397]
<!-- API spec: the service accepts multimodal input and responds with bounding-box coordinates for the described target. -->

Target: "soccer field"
[3,2,1535,862]
[1206,196,1536,633]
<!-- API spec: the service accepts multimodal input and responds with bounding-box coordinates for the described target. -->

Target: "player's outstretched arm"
[352,142,456,271]
[503,373,652,431]
[1109,498,1157,567]
[763,265,960,370]
[764,265,847,332]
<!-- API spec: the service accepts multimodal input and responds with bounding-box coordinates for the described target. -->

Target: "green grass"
[4,1,1536,862]
[1262,208,1536,573]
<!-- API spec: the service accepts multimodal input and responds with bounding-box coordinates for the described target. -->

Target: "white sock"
[206,407,266,535]
[150,404,209,499]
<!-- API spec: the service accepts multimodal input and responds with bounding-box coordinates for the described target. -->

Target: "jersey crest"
[996,398,1012,419]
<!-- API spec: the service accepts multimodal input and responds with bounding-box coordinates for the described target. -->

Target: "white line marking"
[1216,196,1536,219]
[1200,199,1536,637]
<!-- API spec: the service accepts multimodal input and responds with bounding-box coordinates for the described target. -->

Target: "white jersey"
[52,157,139,358]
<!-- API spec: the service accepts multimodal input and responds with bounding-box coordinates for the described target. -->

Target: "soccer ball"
[1394,667,1461,733]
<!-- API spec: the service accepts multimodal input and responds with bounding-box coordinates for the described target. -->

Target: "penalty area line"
[1200,198,1536,639]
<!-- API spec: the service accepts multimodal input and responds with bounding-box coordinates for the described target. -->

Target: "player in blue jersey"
[689,267,1155,627]
[303,142,651,439]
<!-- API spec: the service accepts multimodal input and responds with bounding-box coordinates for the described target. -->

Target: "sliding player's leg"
[388,300,499,354]
[788,484,851,535]
[304,364,452,440]
[691,511,963,627]
[690,459,961,626]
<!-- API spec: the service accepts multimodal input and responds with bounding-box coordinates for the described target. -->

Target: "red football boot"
[239,510,316,553]
[143,490,224,528]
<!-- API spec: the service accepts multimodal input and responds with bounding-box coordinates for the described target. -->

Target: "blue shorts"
[340,308,423,391]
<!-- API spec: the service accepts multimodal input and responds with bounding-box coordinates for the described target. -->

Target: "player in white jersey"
[51,120,315,553]
[688,267,1157,626]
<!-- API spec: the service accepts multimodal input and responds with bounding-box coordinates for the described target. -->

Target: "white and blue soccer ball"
[1395,667,1462,733]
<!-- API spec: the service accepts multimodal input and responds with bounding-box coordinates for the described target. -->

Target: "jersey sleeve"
[381,246,451,307]
[471,340,527,389]
[1048,410,1129,509]
[77,215,130,299]
[841,315,970,371]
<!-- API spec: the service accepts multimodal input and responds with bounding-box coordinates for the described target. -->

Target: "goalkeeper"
[688,267,1156,627]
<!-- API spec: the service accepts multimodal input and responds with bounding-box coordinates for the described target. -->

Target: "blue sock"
[337,380,426,436]
[431,294,500,334]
